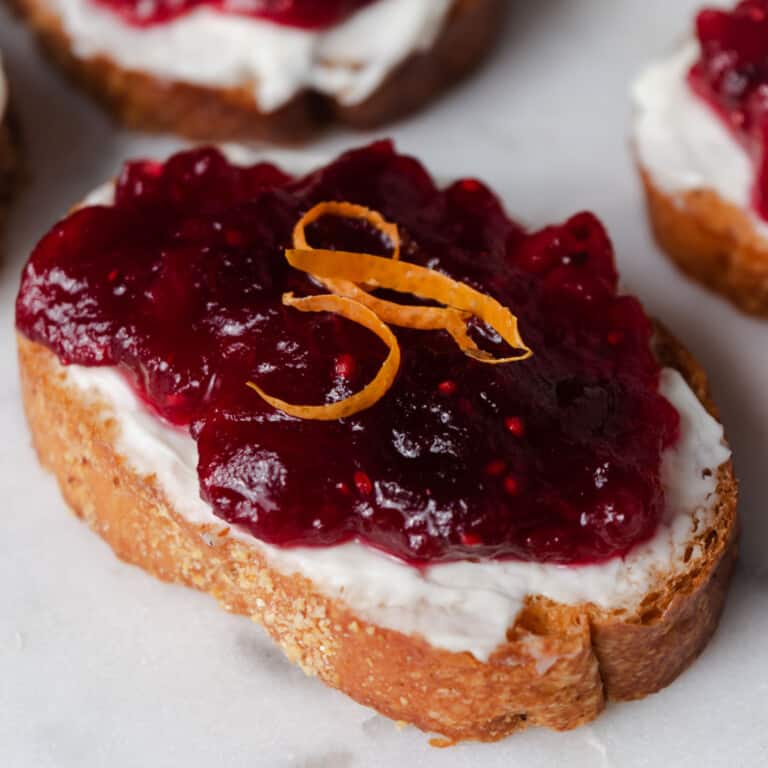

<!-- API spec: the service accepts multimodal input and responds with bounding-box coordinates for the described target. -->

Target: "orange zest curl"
[292,201,463,336]
[285,248,532,364]
[292,202,531,360]
[247,293,400,421]
[293,201,402,261]
[306,279,478,352]
[248,202,532,420]
[294,201,469,336]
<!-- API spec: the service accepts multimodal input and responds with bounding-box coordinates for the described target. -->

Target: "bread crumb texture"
[641,166,768,316]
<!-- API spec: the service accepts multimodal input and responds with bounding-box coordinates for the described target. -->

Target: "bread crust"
[17,328,738,742]
[640,166,768,316]
[10,0,502,141]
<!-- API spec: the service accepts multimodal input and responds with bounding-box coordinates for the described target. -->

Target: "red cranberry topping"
[15,142,680,566]
[690,0,768,218]
[353,470,373,496]
[437,379,457,396]
[334,353,356,380]
[92,0,377,29]
[504,416,525,437]
[503,476,521,497]
[484,459,506,477]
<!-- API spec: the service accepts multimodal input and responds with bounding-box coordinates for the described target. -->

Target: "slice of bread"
[17,322,738,743]
[633,42,768,317]
[11,0,501,141]
[640,167,768,317]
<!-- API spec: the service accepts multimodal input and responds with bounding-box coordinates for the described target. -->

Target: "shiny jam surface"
[690,0,768,218]
[92,0,377,29]
[16,143,680,566]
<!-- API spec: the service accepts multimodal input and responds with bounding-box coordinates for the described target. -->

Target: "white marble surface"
[1,2,767,766]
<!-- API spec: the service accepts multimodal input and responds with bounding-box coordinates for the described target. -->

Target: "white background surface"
[1,2,767,766]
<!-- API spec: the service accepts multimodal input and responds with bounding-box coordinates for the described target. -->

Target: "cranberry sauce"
[690,0,768,218]
[92,0,377,29]
[16,143,680,566]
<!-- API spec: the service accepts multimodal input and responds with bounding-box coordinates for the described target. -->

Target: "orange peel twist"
[247,293,400,421]
[285,247,532,365]
[249,202,532,420]
[293,202,477,351]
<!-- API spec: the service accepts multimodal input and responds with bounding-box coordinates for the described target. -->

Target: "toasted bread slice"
[633,42,768,317]
[10,0,502,141]
[640,167,768,317]
[17,323,738,743]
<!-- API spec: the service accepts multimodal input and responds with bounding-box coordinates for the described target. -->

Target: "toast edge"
[17,330,738,741]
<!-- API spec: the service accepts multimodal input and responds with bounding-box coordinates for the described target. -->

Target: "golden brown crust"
[592,325,738,700]
[11,0,502,141]
[640,166,768,316]
[17,327,737,742]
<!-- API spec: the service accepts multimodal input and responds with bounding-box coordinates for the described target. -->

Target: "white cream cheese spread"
[633,42,768,239]
[42,0,453,112]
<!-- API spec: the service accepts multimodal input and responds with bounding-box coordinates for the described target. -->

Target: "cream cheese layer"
[44,0,453,112]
